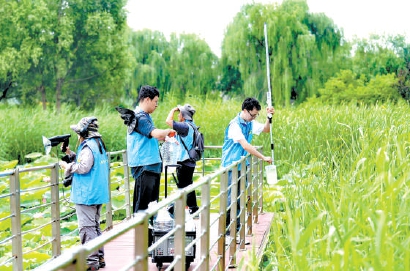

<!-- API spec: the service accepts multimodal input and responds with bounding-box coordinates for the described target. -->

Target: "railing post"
[106,153,113,230]
[246,156,253,238]
[50,163,61,257]
[239,158,247,250]
[123,150,132,219]
[252,156,259,226]
[259,158,264,215]
[217,170,228,271]
[174,192,186,271]
[228,167,238,268]
[199,179,210,271]
[134,214,149,271]
[10,168,23,271]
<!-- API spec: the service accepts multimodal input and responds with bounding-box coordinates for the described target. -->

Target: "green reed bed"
[260,101,410,271]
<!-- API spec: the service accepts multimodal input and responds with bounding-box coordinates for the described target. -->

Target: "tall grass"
[0,96,244,162]
[260,101,410,270]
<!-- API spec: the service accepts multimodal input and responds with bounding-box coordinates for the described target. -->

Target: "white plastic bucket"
[265,164,278,185]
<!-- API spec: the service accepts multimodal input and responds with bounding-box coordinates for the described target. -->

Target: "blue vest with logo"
[177,120,195,162]
[221,114,253,169]
[127,110,161,167]
[71,138,109,205]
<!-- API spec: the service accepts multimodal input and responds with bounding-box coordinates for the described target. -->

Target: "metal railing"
[0,146,266,271]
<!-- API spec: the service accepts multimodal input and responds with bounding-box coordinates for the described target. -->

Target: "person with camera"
[165,104,199,216]
[127,85,175,214]
[59,116,109,271]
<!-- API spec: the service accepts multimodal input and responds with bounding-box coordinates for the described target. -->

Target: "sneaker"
[86,266,99,271]
[99,256,105,268]
[189,208,199,219]
[225,236,234,246]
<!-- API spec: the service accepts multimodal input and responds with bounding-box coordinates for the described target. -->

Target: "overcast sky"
[125,0,409,56]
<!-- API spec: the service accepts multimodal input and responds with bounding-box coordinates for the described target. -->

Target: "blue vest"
[177,121,195,162]
[221,114,253,169]
[71,138,109,205]
[127,111,161,167]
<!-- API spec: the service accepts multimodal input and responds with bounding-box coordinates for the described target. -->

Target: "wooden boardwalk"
[101,212,274,270]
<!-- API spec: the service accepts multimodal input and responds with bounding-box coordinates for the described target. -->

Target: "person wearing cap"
[59,116,109,271]
[165,104,199,216]
[221,97,274,236]
[127,85,175,214]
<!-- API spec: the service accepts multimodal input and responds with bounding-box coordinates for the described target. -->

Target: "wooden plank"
[101,213,273,270]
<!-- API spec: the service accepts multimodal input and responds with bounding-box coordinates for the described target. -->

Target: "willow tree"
[167,33,218,97]
[129,29,170,100]
[220,0,343,106]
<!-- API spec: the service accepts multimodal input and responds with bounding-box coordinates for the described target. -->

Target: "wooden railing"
[0,146,266,271]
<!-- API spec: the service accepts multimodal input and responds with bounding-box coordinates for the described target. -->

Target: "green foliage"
[127,30,218,100]
[318,70,401,104]
[0,0,133,111]
[220,0,345,106]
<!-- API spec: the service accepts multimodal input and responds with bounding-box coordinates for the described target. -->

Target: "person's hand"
[59,161,68,170]
[266,106,275,116]
[168,129,177,137]
[61,146,70,154]
[263,156,273,164]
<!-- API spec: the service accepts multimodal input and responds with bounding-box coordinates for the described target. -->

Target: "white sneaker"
[225,236,234,246]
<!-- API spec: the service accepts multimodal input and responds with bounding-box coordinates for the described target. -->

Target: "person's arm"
[165,107,179,127]
[150,128,175,141]
[59,146,94,176]
[238,138,272,164]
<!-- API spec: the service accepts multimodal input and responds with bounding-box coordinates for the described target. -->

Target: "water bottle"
[161,133,180,167]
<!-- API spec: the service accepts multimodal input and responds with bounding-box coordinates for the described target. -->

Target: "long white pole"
[264,23,274,163]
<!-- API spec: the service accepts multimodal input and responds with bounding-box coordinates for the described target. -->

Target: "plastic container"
[161,135,180,167]
[266,164,278,185]
[154,208,175,232]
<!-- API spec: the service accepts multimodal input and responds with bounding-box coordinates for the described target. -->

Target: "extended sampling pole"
[264,22,278,184]
[264,23,274,163]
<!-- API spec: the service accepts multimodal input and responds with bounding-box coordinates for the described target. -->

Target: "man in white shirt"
[221,97,274,235]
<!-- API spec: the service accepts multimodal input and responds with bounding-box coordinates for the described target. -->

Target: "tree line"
[1,0,409,111]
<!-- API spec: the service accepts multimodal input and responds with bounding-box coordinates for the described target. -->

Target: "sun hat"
[177,104,196,120]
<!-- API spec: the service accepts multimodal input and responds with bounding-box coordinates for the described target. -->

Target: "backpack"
[180,122,204,162]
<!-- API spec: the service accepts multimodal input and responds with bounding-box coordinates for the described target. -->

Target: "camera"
[63,174,73,187]
[43,134,71,155]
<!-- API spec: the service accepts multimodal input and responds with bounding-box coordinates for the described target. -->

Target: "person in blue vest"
[59,116,109,271]
[127,85,175,214]
[165,104,199,216]
[221,97,274,236]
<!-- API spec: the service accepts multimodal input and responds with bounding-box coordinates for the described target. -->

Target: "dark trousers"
[131,169,160,212]
[176,163,198,213]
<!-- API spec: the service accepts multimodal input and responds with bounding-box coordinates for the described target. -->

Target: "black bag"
[181,122,204,162]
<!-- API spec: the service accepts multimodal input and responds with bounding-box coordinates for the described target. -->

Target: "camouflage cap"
[70,116,100,138]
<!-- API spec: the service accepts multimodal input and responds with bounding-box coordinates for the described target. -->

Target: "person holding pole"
[221,97,274,235]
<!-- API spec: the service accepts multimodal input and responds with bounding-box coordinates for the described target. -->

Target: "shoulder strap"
[180,122,195,159]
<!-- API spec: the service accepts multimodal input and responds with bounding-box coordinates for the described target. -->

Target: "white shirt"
[227,120,264,142]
